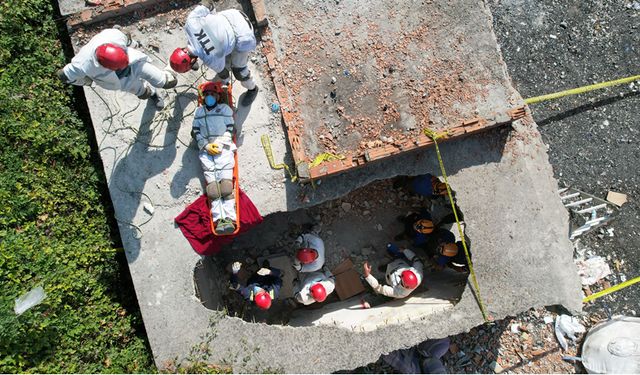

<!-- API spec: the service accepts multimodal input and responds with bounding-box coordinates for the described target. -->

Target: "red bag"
[175,189,263,255]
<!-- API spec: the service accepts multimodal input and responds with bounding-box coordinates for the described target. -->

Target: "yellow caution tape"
[583,276,640,304]
[308,152,345,169]
[424,128,490,322]
[260,134,297,182]
[525,74,640,105]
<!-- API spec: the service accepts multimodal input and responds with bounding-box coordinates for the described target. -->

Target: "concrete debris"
[606,191,627,207]
[489,360,504,373]
[575,256,612,286]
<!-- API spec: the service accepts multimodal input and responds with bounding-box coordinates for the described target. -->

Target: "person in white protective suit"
[57,28,176,109]
[293,233,326,273]
[363,246,424,299]
[293,267,335,305]
[169,5,258,106]
[192,89,238,234]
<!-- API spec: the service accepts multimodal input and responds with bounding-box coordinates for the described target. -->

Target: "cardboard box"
[332,259,366,300]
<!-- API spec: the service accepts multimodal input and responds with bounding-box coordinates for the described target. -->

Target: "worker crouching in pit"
[57,28,176,109]
[292,232,325,273]
[192,89,237,234]
[230,261,282,310]
[428,222,472,273]
[292,267,335,306]
[363,244,424,299]
[292,232,336,305]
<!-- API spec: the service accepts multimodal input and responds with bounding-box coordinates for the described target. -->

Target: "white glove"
[232,261,242,274]
[257,267,271,276]
[293,259,302,271]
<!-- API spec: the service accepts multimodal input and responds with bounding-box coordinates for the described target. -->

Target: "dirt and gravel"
[491,0,639,317]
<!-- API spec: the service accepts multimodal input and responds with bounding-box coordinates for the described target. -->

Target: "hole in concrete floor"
[193,176,471,329]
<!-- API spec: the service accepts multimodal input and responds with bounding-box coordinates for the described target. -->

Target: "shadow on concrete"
[234,90,254,147]
[111,94,190,262]
[281,125,512,212]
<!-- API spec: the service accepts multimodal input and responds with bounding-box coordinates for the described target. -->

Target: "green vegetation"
[0,0,154,372]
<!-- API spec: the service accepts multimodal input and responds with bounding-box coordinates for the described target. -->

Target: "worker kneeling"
[293,267,335,305]
[192,90,237,234]
[363,245,424,299]
[293,233,325,273]
[57,28,176,109]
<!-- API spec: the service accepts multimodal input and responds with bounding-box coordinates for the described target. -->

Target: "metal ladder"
[558,186,618,240]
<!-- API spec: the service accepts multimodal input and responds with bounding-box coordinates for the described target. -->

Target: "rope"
[424,128,490,322]
[260,134,298,182]
[583,276,640,304]
[525,74,640,104]
[308,152,345,169]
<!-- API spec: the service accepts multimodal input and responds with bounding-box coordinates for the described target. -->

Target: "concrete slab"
[263,0,525,179]
[289,269,466,331]
[68,0,583,372]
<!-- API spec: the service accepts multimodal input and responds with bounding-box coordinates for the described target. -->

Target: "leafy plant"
[0,0,154,372]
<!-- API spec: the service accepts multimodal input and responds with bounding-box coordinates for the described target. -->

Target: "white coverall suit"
[61,29,174,98]
[184,6,257,90]
[293,269,336,305]
[192,103,237,222]
[293,233,326,273]
[365,249,424,299]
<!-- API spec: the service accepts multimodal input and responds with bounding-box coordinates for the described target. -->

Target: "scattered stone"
[143,202,155,215]
[489,360,504,374]
[375,224,383,231]
[341,202,352,212]
[331,76,337,84]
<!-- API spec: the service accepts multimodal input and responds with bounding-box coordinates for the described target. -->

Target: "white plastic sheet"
[575,256,611,286]
[14,286,46,315]
[555,314,586,351]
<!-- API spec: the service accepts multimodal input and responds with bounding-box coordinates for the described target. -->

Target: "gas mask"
[204,94,217,108]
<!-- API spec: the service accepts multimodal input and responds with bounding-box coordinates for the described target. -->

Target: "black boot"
[241,86,259,106]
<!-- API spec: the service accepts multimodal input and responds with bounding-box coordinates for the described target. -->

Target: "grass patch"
[0,0,154,372]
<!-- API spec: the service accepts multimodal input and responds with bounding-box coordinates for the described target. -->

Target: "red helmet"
[170,47,195,73]
[95,43,128,70]
[296,248,318,264]
[401,270,419,289]
[310,283,327,302]
[254,291,272,310]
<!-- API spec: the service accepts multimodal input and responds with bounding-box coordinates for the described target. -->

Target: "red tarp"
[175,189,263,255]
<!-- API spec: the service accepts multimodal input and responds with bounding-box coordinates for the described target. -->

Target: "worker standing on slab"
[293,233,325,273]
[293,267,335,305]
[192,88,237,234]
[230,261,282,310]
[363,245,424,299]
[170,5,258,106]
[57,28,176,109]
